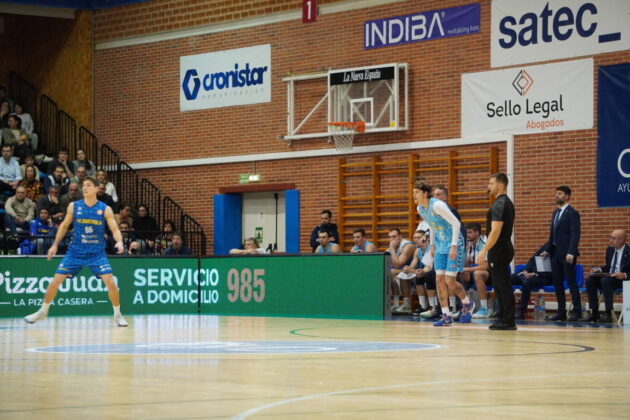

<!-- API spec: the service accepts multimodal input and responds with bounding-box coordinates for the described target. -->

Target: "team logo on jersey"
[97,210,103,215]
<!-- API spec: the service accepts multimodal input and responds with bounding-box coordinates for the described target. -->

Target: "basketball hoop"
[327,121,366,151]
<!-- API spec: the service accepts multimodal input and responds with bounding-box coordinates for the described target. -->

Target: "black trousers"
[489,246,514,325]
[585,275,623,313]
[513,273,553,313]
[550,256,579,314]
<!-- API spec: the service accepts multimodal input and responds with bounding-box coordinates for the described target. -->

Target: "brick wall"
[93,0,630,266]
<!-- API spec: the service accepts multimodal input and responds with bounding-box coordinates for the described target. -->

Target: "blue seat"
[541,264,583,292]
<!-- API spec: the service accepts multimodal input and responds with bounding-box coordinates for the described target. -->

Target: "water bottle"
[534,294,545,321]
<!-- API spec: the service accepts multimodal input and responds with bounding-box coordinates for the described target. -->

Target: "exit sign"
[303,0,317,23]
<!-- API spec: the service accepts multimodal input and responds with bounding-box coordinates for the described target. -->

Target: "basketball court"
[2,315,628,419]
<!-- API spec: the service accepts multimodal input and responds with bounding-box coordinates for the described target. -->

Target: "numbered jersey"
[68,200,108,256]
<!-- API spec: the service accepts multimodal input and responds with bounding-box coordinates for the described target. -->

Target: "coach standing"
[540,186,581,322]
[477,173,516,331]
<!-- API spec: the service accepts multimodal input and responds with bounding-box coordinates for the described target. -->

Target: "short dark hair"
[318,225,333,237]
[1,144,11,151]
[353,228,366,237]
[83,176,98,187]
[434,185,448,196]
[58,146,69,154]
[415,229,427,236]
[321,210,332,218]
[466,222,482,233]
[556,185,571,196]
[491,172,509,186]
[172,231,184,241]
[389,228,401,235]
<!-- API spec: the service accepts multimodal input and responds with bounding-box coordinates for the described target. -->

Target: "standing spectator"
[18,165,43,203]
[96,170,118,203]
[155,219,176,254]
[540,185,581,322]
[72,149,96,177]
[164,232,193,256]
[0,144,22,193]
[580,230,629,323]
[309,210,339,252]
[477,173,516,330]
[29,207,56,255]
[36,185,65,225]
[13,104,37,151]
[230,237,266,255]
[3,186,34,235]
[133,204,158,250]
[46,147,74,178]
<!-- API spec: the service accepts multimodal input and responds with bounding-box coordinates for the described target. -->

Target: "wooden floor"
[1,314,629,419]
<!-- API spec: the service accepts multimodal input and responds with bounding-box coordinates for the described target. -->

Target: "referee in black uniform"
[477,173,516,330]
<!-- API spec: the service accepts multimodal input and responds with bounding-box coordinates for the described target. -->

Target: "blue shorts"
[434,247,465,275]
[55,253,113,277]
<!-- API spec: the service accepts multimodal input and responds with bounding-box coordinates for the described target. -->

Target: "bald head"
[610,229,627,250]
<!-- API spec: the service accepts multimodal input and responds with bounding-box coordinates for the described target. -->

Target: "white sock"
[449,296,456,308]
[441,307,451,316]
[113,305,121,317]
[429,296,438,307]
[480,299,488,309]
[392,295,400,306]
[419,296,428,308]
[41,302,50,313]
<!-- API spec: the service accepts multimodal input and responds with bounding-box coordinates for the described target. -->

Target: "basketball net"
[327,121,366,151]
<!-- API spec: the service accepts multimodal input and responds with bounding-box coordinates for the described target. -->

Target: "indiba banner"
[461,58,593,137]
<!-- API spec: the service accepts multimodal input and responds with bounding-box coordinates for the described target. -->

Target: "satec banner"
[461,58,593,137]
[180,44,271,111]
[491,0,630,68]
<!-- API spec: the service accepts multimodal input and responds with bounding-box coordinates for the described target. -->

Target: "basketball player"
[413,180,474,326]
[24,177,128,327]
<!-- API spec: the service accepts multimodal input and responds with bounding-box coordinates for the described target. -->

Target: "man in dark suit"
[540,185,581,321]
[512,243,554,320]
[580,230,629,323]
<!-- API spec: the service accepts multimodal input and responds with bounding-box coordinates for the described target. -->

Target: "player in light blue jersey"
[414,180,474,326]
[350,228,378,253]
[25,177,128,327]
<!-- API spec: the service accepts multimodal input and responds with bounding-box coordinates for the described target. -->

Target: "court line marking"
[231,369,630,419]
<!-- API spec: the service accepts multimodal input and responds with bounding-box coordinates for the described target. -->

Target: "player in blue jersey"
[413,180,474,326]
[24,177,128,327]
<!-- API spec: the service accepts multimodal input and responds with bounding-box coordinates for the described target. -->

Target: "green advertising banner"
[0,254,387,320]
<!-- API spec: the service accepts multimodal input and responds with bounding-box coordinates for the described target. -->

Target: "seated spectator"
[114,204,133,228]
[117,220,139,253]
[133,204,158,250]
[512,244,553,320]
[19,154,41,179]
[458,222,492,319]
[96,170,118,202]
[46,146,74,178]
[127,240,147,256]
[309,209,339,252]
[43,165,69,195]
[0,101,10,127]
[388,228,415,314]
[2,115,30,157]
[70,165,88,185]
[155,219,176,254]
[164,232,193,255]
[18,164,43,203]
[59,181,81,211]
[97,181,117,212]
[0,144,22,193]
[3,186,34,235]
[72,149,96,177]
[405,229,436,315]
[36,185,65,225]
[0,87,14,112]
[350,228,378,253]
[29,207,56,255]
[13,104,37,151]
[230,237,266,255]
[580,229,629,323]
[315,229,342,254]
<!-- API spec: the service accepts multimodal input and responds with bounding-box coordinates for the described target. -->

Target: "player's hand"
[476,249,486,266]
[114,241,124,254]
[449,245,457,260]
[540,251,549,257]
[566,254,574,264]
[47,244,58,261]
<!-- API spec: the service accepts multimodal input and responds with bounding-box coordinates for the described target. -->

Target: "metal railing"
[8,72,37,118]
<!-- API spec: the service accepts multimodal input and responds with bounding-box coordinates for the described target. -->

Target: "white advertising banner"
[180,44,271,111]
[461,58,593,137]
[491,0,630,68]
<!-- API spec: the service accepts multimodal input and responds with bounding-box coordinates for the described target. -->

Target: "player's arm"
[331,243,343,253]
[365,242,378,252]
[46,202,74,260]
[105,206,124,254]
